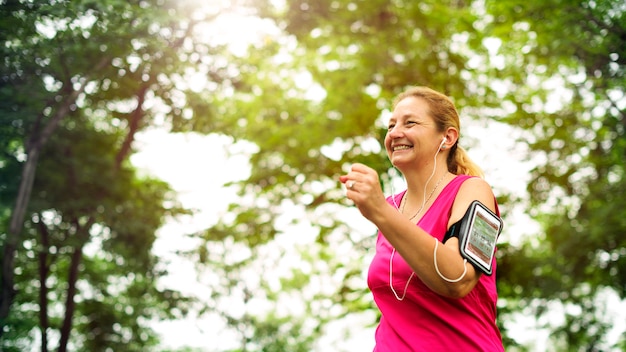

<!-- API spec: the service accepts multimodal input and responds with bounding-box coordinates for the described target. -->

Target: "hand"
[340,163,388,222]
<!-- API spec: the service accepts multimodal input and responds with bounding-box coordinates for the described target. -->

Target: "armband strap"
[441,200,503,276]
[443,219,462,243]
[443,220,481,274]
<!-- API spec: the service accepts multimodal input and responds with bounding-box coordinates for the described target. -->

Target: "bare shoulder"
[449,177,496,226]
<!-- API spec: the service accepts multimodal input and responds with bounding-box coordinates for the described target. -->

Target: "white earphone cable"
[433,237,468,283]
[389,137,448,300]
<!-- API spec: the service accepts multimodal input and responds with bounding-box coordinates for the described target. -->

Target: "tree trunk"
[0,76,92,332]
[0,147,41,327]
[38,218,50,352]
[116,85,148,169]
[57,216,94,352]
[57,243,84,352]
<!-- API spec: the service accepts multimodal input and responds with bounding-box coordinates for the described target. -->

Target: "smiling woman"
[341,86,505,351]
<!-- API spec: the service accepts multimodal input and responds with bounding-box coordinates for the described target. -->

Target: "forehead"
[389,96,432,121]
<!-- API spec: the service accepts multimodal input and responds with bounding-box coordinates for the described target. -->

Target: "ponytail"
[448,144,483,178]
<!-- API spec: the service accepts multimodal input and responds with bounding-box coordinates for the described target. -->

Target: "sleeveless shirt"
[367,175,504,351]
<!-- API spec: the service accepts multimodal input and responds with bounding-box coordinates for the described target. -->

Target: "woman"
[340,86,504,351]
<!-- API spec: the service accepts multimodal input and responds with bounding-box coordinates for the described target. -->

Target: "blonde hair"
[393,86,484,177]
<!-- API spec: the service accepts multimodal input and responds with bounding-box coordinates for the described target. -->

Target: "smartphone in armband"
[443,200,503,276]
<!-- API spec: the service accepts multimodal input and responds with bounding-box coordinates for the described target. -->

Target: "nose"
[387,125,403,139]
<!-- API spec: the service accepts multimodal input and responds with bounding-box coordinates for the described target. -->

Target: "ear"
[442,127,459,150]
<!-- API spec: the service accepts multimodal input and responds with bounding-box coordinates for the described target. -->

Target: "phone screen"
[463,205,501,273]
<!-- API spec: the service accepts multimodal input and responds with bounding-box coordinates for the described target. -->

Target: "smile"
[392,145,412,151]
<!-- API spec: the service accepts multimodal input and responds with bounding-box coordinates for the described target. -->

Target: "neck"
[400,167,450,220]
[403,163,449,197]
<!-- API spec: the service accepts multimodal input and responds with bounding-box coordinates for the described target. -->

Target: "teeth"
[393,145,411,151]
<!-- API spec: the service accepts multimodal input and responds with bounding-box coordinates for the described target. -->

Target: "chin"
[390,158,410,169]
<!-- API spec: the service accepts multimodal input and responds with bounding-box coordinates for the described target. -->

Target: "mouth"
[392,144,413,152]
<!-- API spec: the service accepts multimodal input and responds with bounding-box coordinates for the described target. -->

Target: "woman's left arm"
[342,164,497,298]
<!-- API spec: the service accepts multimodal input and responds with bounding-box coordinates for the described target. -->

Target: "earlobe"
[439,137,447,150]
[442,127,459,149]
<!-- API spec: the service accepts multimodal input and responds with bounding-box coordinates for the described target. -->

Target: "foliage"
[0,0,230,349]
[2,0,625,350]
[486,0,626,349]
[197,0,626,350]
[192,0,510,349]
[4,118,189,351]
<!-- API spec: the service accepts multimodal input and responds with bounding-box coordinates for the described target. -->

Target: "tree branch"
[0,56,110,332]
[115,84,148,169]
[37,216,50,352]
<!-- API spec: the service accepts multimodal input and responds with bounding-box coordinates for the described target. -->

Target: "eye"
[387,123,396,130]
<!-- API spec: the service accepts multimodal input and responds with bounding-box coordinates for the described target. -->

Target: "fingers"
[339,164,385,222]
[348,163,370,173]
[346,163,372,181]
[341,163,374,184]
[341,178,358,193]
[340,163,379,194]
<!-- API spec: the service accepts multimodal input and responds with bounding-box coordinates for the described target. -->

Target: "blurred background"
[1,0,625,351]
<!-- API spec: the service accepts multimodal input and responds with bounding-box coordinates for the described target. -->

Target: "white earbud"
[439,137,447,150]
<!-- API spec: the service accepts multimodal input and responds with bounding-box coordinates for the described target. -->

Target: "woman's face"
[385,96,442,169]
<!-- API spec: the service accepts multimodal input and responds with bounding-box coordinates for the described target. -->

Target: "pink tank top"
[367,175,504,351]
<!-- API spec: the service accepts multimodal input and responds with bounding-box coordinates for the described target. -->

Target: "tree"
[4,0,623,349]
[485,0,626,349]
[195,0,626,349]
[5,116,189,351]
[0,0,238,349]
[190,0,511,349]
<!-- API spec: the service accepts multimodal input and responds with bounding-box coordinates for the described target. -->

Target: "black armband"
[442,201,503,276]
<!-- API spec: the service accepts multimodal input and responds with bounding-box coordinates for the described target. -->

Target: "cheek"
[383,134,392,152]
